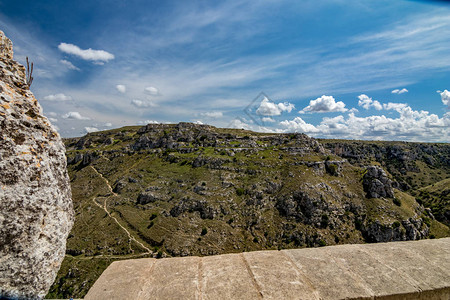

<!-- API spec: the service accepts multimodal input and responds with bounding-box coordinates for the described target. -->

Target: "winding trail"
[89,166,153,255]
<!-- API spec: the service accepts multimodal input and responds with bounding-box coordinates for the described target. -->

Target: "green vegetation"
[47,123,449,299]
[416,178,450,226]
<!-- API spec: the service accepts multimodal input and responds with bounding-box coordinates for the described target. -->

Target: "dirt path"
[89,166,153,255]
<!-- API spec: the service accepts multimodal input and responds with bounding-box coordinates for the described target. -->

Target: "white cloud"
[46,112,58,117]
[229,118,253,130]
[383,102,408,112]
[440,89,450,109]
[280,104,450,142]
[256,97,295,116]
[391,88,408,94]
[348,108,359,113]
[200,111,223,118]
[43,93,72,101]
[137,120,159,125]
[58,43,114,62]
[131,99,157,108]
[116,85,126,93]
[358,94,382,110]
[60,59,79,71]
[84,127,99,133]
[62,111,90,120]
[104,122,113,127]
[301,95,347,113]
[48,117,58,123]
[193,120,204,124]
[262,117,275,123]
[280,117,320,133]
[144,86,159,95]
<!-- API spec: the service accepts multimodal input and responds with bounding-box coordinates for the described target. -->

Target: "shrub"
[355,219,363,230]
[393,198,401,206]
[392,221,401,228]
[321,214,329,228]
[318,240,326,247]
[201,228,208,235]
[236,188,245,196]
[326,163,339,176]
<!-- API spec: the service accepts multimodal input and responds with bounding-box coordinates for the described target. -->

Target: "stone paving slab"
[201,253,261,300]
[243,250,319,299]
[84,238,450,300]
[140,256,200,300]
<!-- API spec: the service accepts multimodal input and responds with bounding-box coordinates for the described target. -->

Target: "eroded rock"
[363,166,394,198]
[0,30,73,299]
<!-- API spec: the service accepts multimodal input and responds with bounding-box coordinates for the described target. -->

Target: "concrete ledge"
[85,238,450,300]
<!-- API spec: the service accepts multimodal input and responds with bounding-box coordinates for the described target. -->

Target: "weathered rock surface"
[363,165,394,198]
[0,30,73,299]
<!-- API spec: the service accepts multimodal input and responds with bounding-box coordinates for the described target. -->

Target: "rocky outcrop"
[363,166,394,198]
[0,30,73,299]
[170,197,219,219]
[363,216,429,243]
[137,190,164,205]
[322,140,450,191]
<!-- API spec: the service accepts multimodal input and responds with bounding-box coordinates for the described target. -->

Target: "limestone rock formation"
[363,165,394,198]
[0,30,74,299]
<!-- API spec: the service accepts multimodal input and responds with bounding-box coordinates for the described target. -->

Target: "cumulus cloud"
[137,120,159,125]
[104,122,113,127]
[48,117,58,123]
[300,95,347,113]
[62,111,90,120]
[58,43,114,62]
[280,104,450,142]
[440,89,450,109]
[193,120,204,124]
[391,88,408,94]
[116,84,126,93]
[43,93,72,101]
[200,111,223,118]
[262,117,275,123]
[256,97,295,116]
[382,102,408,112]
[131,99,157,108]
[279,117,320,133]
[229,118,253,130]
[60,59,80,71]
[144,86,159,95]
[358,94,382,110]
[84,127,99,133]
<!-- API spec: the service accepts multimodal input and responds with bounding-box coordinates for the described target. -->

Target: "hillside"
[416,178,450,227]
[47,123,450,298]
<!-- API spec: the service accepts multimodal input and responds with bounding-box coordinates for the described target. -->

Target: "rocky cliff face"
[48,122,450,298]
[363,166,394,199]
[0,30,73,299]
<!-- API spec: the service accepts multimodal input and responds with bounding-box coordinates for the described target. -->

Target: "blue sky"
[1,0,449,141]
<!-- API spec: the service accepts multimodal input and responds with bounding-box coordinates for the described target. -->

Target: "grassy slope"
[46,125,449,298]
